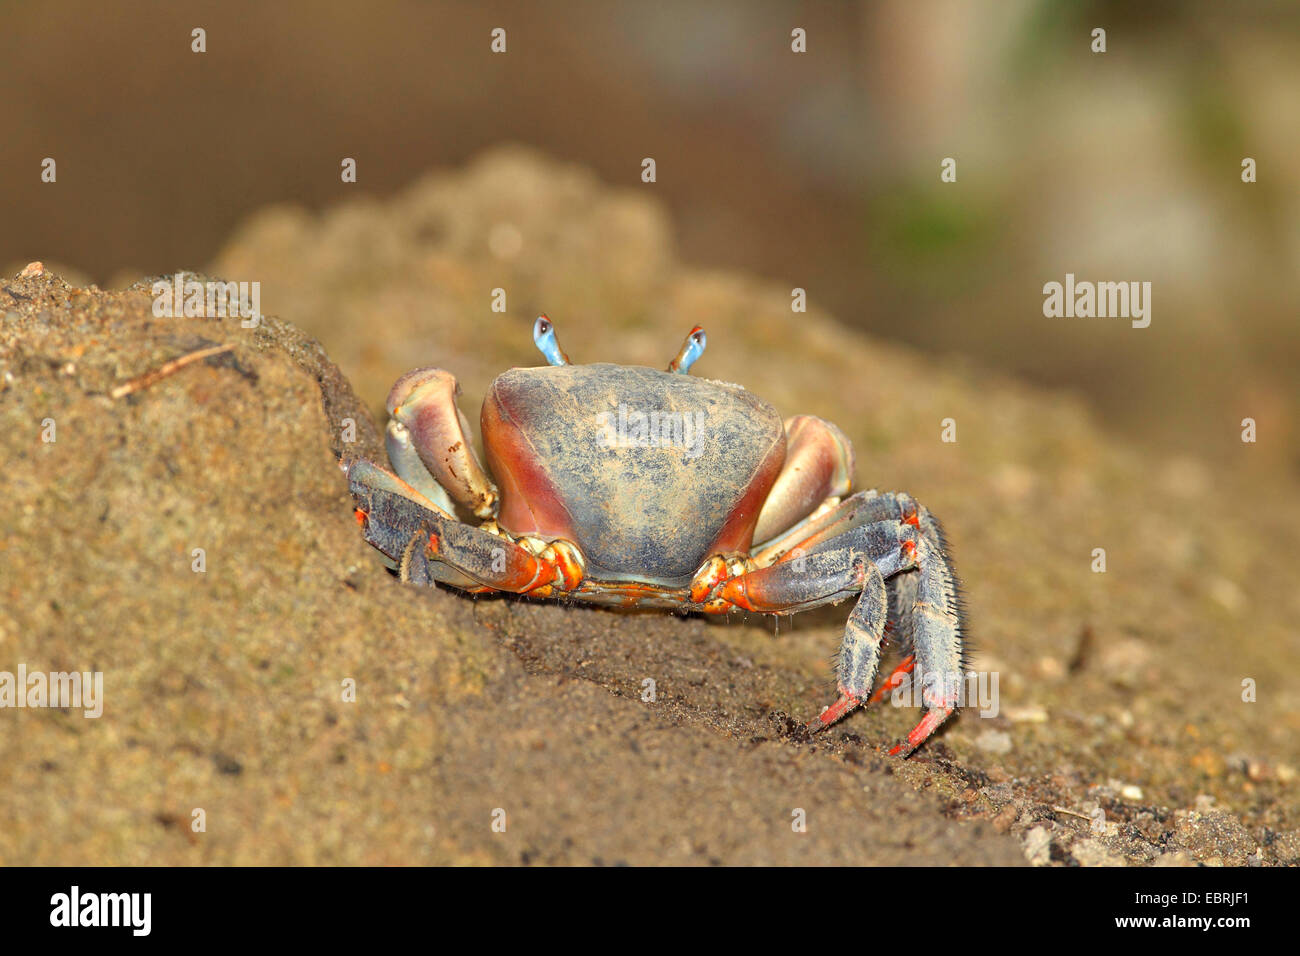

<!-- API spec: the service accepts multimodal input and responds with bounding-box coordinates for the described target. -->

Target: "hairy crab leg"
[806,526,962,756]
[721,498,965,756]
[884,531,964,756]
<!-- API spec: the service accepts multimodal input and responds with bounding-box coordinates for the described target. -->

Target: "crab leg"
[885,533,964,756]
[753,489,904,567]
[723,494,965,756]
[869,654,916,704]
[825,514,962,756]
[349,460,577,594]
[346,459,481,589]
[804,536,962,755]
[720,520,918,612]
[868,569,920,703]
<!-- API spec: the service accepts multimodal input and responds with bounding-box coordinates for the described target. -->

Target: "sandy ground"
[1,148,1297,865]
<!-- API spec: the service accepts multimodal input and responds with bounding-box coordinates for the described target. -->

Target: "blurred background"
[3,0,1297,472]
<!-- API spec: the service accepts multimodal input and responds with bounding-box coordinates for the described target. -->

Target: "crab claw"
[386,368,499,519]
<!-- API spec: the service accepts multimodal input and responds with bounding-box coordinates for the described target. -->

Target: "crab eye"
[668,325,707,374]
[533,314,570,367]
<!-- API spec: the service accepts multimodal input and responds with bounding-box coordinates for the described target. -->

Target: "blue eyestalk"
[668,326,707,374]
[533,315,570,367]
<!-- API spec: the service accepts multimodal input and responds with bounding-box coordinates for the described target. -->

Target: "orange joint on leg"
[719,577,756,612]
[497,551,548,593]
[540,540,585,592]
[516,539,584,595]
[354,508,368,528]
[689,556,730,605]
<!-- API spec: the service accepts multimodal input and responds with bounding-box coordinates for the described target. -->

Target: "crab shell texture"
[484,363,786,587]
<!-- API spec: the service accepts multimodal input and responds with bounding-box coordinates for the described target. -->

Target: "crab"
[347,317,967,756]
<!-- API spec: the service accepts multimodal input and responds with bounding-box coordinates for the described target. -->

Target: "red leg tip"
[868,654,916,704]
[806,692,862,732]
[888,706,955,758]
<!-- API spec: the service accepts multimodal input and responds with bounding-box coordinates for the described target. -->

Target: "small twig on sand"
[110,344,234,399]
[1052,806,1092,820]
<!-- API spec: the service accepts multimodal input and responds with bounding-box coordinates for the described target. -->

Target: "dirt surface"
[2,148,1297,865]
